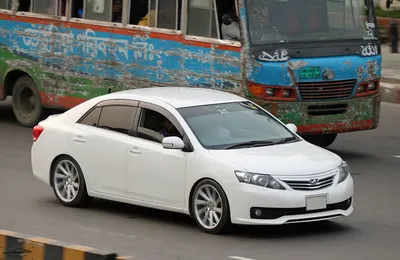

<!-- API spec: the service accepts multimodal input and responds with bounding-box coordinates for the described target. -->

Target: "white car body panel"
[126,137,187,208]
[69,124,128,197]
[208,141,342,176]
[31,87,354,226]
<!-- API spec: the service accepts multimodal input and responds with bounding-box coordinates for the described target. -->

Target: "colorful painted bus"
[0,0,385,147]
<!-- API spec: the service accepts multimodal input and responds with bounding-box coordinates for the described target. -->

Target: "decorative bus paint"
[0,0,382,147]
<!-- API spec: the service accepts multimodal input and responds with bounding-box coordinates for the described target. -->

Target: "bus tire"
[11,76,43,128]
[302,134,337,148]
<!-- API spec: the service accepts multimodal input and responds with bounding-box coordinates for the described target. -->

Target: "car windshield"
[178,101,298,150]
[246,0,377,45]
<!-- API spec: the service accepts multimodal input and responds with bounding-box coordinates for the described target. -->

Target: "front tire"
[302,134,337,148]
[11,76,43,127]
[51,156,92,207]
[191,179,231,234]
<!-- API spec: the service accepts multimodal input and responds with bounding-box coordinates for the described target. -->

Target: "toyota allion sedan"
[31,87,353,234]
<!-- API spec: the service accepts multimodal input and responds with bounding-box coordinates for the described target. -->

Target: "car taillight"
[33,125,44,142]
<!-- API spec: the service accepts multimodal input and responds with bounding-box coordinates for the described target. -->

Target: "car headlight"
[234,171,286,190]
[338,161,350,183]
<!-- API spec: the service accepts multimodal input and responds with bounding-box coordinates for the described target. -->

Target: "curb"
[0,229,132,260]
[380,81,400,104]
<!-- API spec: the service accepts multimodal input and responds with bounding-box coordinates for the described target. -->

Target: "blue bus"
[0,0,387,147]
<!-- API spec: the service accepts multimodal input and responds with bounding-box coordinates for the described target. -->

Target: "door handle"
[73,136,86,143]
[129,148,141,155]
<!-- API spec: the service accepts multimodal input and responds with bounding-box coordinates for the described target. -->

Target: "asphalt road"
[1,98,400,260]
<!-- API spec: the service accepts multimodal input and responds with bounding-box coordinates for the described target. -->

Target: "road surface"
[1,98,399,260]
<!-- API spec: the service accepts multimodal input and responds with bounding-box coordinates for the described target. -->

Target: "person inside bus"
[221,12,241,41]
[112,0,122,23]
[138,10,156,26]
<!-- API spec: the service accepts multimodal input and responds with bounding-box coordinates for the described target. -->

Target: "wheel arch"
[188,177,231,217]
[4,69,35,96]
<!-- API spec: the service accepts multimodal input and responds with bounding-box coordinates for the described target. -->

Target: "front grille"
[299,79,356,101]
[282,175,335,191]
[278,170,337,191]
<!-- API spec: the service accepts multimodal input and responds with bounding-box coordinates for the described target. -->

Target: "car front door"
[69,100,138,198]
[126,102,189,209]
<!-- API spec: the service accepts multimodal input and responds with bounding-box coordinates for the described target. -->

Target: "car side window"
[97,105,137,135]
[137,108,182,143]
[79,107,102,127]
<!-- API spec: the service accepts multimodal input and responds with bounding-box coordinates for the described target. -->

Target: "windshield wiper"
[224,140,277,149]
[224,137,299,150]
[274,136,299,144]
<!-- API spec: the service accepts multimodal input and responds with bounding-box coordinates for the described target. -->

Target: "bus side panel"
[0,17,65,104]
[0,14,243,109]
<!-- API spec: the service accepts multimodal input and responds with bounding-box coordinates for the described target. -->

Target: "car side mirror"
[162,136,185,149]
[286,123,297,133]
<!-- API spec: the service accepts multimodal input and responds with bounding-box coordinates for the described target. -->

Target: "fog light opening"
[255,209,263,217]
[282,89,290,98]
[368,82,377,90]
[357,85,365,93]
[266,88,275,96]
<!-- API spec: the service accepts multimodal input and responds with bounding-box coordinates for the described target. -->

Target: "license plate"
[299,66,321,79]
[306,195,327,211]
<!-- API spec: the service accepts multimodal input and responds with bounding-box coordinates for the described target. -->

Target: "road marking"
[228,256,255,260]
[78,226,102,233]
[394,155,400,158]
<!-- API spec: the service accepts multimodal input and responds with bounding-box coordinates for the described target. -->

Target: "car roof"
[108,87,247,108]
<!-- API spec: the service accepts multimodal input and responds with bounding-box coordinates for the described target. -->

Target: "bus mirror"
[386,0,392,9]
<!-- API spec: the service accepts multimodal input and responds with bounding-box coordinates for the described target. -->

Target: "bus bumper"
[250,93,381,135]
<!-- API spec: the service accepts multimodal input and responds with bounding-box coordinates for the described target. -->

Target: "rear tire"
[51,156,92,207]
[11,76,43,127]
[191,179,231,234]
[302,134,337,148]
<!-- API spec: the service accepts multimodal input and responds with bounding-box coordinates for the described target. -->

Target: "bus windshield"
[245,0,377,46]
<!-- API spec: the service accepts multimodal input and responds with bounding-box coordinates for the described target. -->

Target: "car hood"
[208,140,342,176]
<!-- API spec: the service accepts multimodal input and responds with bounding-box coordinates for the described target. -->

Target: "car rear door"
[69,99,138,198]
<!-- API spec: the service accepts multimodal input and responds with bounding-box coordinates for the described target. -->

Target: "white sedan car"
[31,87,353,234]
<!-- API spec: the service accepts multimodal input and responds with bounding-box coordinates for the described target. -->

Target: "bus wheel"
[302,134,337,148]
[11,76,43,127]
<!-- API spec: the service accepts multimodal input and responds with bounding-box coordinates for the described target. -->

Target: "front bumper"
[249,94,380,135]
[228,175,354,225]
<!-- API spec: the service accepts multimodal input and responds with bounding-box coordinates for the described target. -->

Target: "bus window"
[112,0,122,22]
[72,0,83,18]
[18,0,31,12]
[327,0,365,32]
[32,0,57,15]
[157,0,179,30]
[58,0,66,16]
[134,0,182,30]
[84,0,113,22]
[187,0,220,38]
[129,0,148,25]
[220,1,240,41]
[0,0,12,9]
